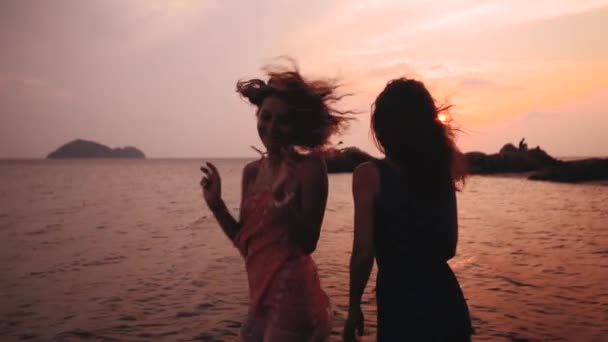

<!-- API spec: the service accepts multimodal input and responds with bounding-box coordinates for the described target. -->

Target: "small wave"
[495,276,539,288]
[24,223,62,236]
[176,311,199,318]
[52,329,101,341]
[591,250,608,255]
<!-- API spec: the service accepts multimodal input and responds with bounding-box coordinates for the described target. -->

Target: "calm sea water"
[0,159,606,341]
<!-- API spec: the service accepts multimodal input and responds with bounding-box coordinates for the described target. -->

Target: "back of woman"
[373,158,471,341]
[373,158,456,267]
[344,78,473,342]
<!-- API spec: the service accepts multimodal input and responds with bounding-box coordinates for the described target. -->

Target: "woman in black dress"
[343,78,473,341]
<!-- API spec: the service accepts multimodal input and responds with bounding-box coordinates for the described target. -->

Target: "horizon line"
[2,154,608,161]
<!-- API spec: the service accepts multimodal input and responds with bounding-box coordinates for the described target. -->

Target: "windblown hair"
[371,78,466,192]
[236,60,352,149]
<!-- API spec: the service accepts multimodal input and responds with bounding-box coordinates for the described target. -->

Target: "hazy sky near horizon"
[1,0,607,158]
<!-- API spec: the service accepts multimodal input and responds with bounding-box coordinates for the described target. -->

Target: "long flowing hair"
[371,78,466,193]
[236,59,353,149]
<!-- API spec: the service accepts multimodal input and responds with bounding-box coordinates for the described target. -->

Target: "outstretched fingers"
[206,162,219,177]
[200,163,214,188]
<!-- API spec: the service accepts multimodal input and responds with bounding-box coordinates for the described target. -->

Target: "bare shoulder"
[353,161,379,181]
[299,152,327,174]
[353,161,380,195]
[242,159,261,181]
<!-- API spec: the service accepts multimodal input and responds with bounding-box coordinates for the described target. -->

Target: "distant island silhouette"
[47,139,145,159]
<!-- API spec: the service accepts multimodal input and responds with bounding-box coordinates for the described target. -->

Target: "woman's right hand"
[200,162,222,208]
[343,306,364,342]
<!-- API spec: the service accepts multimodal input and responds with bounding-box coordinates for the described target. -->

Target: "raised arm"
[201,161,258,241]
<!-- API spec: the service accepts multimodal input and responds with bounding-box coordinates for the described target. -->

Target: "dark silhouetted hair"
[371,78,466,193]
[236,59,352,149]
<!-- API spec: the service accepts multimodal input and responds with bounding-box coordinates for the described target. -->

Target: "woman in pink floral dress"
[200,62,351,341]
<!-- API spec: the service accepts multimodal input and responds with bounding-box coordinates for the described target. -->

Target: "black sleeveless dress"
[373,159,473,341]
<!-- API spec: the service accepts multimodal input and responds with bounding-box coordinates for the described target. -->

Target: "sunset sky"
[1,0,607,158]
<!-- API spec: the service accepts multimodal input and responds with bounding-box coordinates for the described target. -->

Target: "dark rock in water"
[47,139,145,159]
[465,142,558,174]
[324,147,377,173]
[499,143,518,154]
[464,151,488,174]
[466,139,607,183]
[529,158,608,183]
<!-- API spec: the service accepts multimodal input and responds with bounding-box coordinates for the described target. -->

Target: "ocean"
[1,159,606,341]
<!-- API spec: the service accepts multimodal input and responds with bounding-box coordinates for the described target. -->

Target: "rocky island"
[47,139,146,159]
[465,138,559,174]
[466,138,608,183]
[325,139,607,183]
[528,158,608,183]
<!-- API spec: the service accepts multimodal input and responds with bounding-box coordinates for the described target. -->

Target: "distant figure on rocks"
[200,61,351,341]
[343,78,473,341]
[519,138,528,151]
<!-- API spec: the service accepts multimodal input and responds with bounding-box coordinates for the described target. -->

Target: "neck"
[266,151,283,169]
[265,151,283,166]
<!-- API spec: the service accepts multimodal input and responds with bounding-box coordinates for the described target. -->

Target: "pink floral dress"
[233,191,331,341]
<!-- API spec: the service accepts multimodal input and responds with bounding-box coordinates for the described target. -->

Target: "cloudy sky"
[1,0,607,158]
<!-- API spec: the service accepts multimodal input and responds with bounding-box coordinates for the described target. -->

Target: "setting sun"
[438,113,448,123]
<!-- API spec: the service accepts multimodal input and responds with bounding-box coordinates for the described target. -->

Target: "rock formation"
[47,139,145,159]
